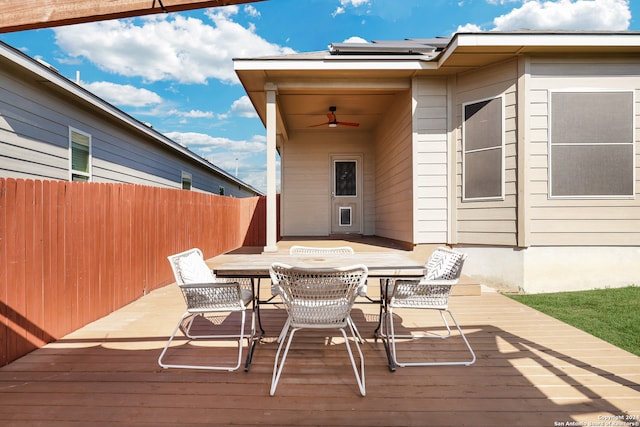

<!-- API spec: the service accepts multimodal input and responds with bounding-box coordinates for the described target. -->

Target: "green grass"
[507,286,640,357]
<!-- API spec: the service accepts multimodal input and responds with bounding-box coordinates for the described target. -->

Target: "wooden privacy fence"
[0,178,272,365]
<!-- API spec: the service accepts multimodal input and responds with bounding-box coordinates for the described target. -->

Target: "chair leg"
[277,319,290,343]
[389,308,476,367]
[270,323,366,397]
[270,326,297,396]
[348,318,364,344]
[344,322,366,396]
[158,310,247,371]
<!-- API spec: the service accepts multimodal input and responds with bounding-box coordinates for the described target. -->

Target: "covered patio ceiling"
[235,62,424,137]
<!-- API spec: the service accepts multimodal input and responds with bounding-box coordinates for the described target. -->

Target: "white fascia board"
[439,32,640,67]
[454,32,640,48]
[233,57,438,71]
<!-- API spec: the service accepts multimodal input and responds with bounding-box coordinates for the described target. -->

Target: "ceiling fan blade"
[309,122,330,127]
[337,121,360,127]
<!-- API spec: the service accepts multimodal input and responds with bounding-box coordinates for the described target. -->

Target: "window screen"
[550,91,634,197]
[70,128,91,182]
[463,97,504,200]
[181,172,192,190]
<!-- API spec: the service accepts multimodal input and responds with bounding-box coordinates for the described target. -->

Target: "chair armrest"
[179,282,248,311]
[385,278,457,308]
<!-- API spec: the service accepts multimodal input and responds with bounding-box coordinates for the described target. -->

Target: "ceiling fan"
[309,106,360,128]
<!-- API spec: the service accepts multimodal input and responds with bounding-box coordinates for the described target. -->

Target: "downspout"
[516,56,529,248]
[447,75,457,245]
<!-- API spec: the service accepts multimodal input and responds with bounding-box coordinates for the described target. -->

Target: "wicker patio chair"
[158,248,255,371]
[268,263,368,396]
[277,245,364,343]
[379,247,476,367]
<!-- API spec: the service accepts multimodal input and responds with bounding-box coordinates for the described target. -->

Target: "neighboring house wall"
[280,129,376,236]
[374,90,413,242]
[0,51,257,198]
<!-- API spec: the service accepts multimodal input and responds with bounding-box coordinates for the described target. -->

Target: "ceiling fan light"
[329,123,337,128]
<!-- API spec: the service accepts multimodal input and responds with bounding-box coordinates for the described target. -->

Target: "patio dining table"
[208,251,426,370]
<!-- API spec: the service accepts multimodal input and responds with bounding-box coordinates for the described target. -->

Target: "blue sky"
[1,0,638,192]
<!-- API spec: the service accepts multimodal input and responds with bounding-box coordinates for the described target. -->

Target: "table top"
[209,252,426,278]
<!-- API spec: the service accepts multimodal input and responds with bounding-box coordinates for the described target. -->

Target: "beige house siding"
[280,130,376,236]
[373,91,413,242]
[526,56,640,246]
[454,59,519,246]
[411,77,450,244]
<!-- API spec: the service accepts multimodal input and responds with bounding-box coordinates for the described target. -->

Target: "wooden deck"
[1,241,639,426]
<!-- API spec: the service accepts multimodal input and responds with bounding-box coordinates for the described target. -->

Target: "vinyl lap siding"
[526,56,640,245]
[454,60,519,246]
[412,77,449,243]
[0,71,70,180]
[282,131,376,236]
[374,91,413,242]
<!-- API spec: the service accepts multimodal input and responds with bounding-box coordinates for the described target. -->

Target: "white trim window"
[181,171,192,190]
[462,96,505,201]
[69,127,91,182]
[549,90,635,199]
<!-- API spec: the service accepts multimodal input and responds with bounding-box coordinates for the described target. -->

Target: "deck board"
[1,249,639,426]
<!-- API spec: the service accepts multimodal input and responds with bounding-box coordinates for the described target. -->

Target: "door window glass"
[335,161,357,196]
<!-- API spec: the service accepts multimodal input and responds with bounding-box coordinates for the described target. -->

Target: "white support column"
[264,84,278,252]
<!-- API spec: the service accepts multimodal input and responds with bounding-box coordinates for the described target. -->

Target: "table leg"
[374,278,396,372]
[244,277,264,372]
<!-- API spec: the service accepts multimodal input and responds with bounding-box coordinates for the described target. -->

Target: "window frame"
[69,127,92,182]
[461,95,505,202]
[181,171,192,190]
[548,89,636,199]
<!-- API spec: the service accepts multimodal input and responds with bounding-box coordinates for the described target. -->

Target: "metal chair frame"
[276,245,364,344]
[269,262,368,396]
[378,247,476,369]
[158,248,255,371]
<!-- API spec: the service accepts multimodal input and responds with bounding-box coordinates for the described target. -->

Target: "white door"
[330,156,362,235]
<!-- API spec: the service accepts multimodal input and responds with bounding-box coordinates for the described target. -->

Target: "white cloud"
[486,0,520,4]
[342,36,369,43]
[244,5,261,17]
[217,96,259,120]
[164,131,269,191]
[455,23,484,33]
[333,0,371,17]
[492,0,631,31]
[53,6,295,85]
[81,81,162,107]
[164,131,265,153]
[341,0,371,6]
[231,96,259,118]
[168,109,214,119]
[469,0,630,32]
